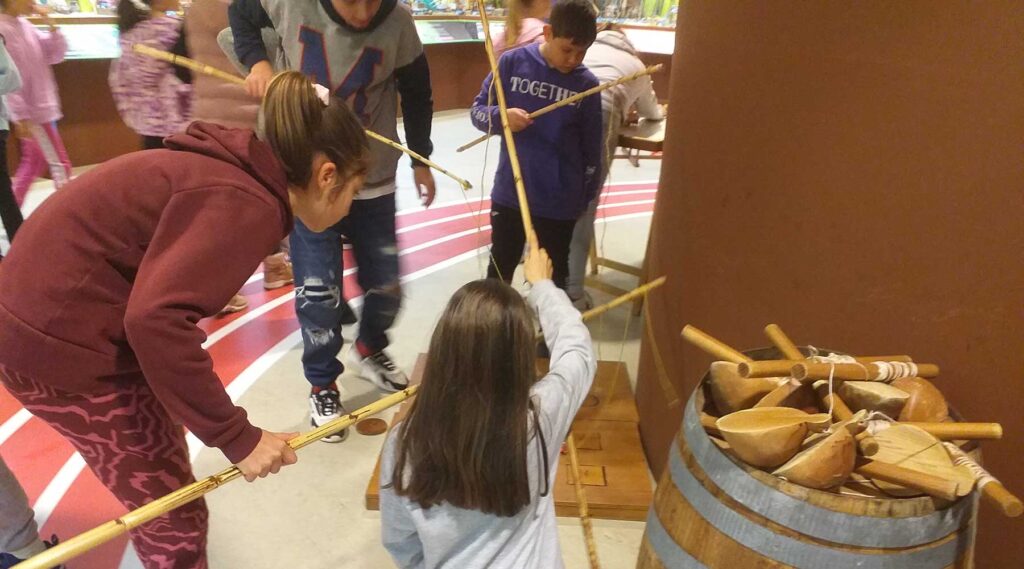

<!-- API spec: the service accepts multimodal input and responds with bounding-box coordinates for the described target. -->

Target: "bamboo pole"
[131,44,473,191]
[566,432,601,569]
[793,361,939,382]
[13,386,420,569]
[21,281,670,569]
[456,65,664,153]
[763,324,803,361]
[680,325,753,364]
[902,422,1003,440]
[473,0,535,237]
[943,443,1023,517]
[741,357,916,378]
[581,276,666,320]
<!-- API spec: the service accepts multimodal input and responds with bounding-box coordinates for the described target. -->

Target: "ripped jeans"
[290,193,401,388]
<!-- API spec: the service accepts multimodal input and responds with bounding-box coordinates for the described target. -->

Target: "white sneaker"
[348,349,409,393]
[309,386,349,443]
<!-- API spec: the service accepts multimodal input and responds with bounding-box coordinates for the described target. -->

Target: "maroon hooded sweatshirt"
[0,122,292,463]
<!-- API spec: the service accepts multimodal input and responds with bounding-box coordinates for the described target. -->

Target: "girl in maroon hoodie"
[0,71,368,568]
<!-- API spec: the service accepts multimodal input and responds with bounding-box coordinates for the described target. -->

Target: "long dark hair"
[117,0,152,33]
[391,280,539,517]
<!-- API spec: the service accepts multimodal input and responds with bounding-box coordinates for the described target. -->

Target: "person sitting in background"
[109,0,193,151]
[0,0,71,208]
[493,0,550,55]
[566,22,664,309]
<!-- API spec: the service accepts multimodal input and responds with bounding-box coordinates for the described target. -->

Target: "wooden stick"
[456,64,664,153]
[581,276,666,320]
[131,44,474,191]
[742,356,916,378]
[902,422,1003,440]
[680,325,753,364]
[943,443,1023,517]
[763,324,803,361]
[738,360,795,378]
[793,361,939,382]
[566,431,601,569]
[474,0,535,237]
[812,381,879,455]
[13,386,420,569]
[856,460,959,502]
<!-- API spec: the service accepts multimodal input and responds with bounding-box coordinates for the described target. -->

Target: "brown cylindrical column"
[636,2,1024,566]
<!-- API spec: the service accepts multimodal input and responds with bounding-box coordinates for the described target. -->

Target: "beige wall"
[636,2,1024,566]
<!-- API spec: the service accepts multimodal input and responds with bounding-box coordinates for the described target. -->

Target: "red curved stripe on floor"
[39,470,131,569]
[1,418,72,503]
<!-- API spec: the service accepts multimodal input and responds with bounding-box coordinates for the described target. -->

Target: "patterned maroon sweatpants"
[0,365,208,569]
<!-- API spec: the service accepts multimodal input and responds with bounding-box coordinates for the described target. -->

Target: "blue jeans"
[290,193,401,388]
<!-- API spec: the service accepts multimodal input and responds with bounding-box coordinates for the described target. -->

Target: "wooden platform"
[364,355,653,521]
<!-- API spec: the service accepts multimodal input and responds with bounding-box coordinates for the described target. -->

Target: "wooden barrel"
[637,349,978,569]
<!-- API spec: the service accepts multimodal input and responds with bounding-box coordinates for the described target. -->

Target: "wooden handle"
[812,381,879,456]
[753,379,802,408]
[739,360,797,378]
[680,325,752,364]
[854,355,913,363]
[982,481,1024,518]
[856,460,959,501]
[763,324,804,361]
[902,422,1003,440]
[700,412,722,436]
[793,362,939,382]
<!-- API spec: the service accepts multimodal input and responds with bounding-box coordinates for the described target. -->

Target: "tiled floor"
[0,110,661,568]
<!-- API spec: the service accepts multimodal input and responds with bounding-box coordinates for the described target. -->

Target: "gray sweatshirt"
[380,280,597,569]
[582,30,662,120]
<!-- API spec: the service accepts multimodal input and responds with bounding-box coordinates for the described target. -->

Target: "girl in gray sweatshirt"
[380,243,597,569]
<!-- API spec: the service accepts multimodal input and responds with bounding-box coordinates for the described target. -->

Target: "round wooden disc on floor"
[582,395,600,408]
[356,418,388,436]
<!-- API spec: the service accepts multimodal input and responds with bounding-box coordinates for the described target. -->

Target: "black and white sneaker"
[309,385,348,443]
[348,349,409,393]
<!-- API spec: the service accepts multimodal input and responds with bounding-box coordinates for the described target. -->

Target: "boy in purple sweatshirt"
[471,0,601,290]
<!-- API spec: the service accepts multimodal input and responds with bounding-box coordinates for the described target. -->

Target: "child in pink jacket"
[0,1,70,207]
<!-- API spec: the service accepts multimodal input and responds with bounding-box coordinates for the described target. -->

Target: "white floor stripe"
[244,272,265,286]
[399,225,491,257]
[0,408,31,446]
[397,208,491,235]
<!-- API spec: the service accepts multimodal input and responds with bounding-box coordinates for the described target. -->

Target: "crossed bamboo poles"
[131,44,475,191]
[15,277,667,569]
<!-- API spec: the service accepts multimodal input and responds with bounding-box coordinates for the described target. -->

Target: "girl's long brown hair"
[505,0,539,47]
[260,71,369,187]
[391,280,539,517]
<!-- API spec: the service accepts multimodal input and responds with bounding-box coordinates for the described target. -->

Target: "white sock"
[9,538,47,559]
